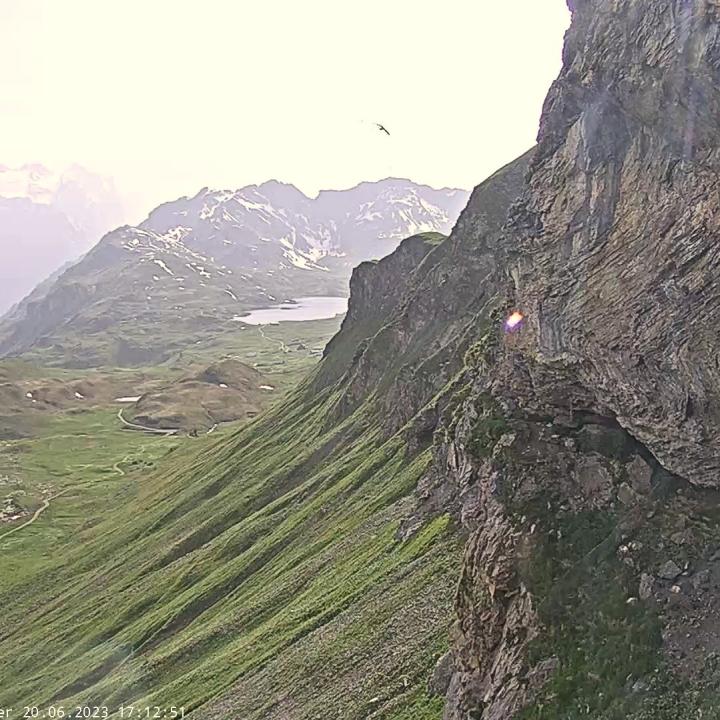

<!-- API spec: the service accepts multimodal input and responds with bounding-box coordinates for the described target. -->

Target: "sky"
[1,0,571,219]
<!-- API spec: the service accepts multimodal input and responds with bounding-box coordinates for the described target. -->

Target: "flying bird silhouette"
[376,123,391,136]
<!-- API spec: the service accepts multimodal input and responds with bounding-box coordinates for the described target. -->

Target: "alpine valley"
[0,179,468,367]
[3,1,720,719]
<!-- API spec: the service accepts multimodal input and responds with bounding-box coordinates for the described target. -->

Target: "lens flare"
[505,311,524,331]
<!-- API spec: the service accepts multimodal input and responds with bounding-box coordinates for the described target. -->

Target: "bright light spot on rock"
[505,311,524,331]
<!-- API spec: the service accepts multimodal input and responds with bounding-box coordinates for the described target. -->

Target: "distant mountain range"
[0,164,127,314]
[0,178,468,367]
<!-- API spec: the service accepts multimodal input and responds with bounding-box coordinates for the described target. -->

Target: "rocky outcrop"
[508,0,720,487]
[440,1,720,718]
[317,232,445,389]
[325,152,533,432]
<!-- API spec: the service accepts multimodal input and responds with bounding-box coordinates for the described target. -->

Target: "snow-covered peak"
[139,178,469,271]
[0,163,60,204]
[0,163,111,200]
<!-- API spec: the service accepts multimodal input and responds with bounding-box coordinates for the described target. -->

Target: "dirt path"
[113,456,130,476]
[0,490,69,542]
[117,409,179,436]
[258,325,289,353]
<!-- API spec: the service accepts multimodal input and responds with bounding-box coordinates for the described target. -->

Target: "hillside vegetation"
[5,3,720,718]
[0,229,481,717]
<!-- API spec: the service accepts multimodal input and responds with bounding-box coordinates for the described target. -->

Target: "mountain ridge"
[0,160,520,717]
[0,178,469,367]
[184,176,467,204]
[5,2,720,718]
[0,163,127,314]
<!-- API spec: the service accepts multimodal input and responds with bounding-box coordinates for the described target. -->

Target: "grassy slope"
[0,373,460,718]
[0,316,341,439]
[7,278,348,369]
[0,170,529,717]
[0,410,182,590]
[0,316,343,530]
[176,316,343,388]
[13,313,342,377]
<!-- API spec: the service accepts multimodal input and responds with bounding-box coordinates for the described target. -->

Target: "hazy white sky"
[2,0,570,217]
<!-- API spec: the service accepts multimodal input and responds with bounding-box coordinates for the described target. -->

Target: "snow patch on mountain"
[152,259,174,276]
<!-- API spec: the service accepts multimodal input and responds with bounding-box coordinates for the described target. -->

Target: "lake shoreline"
[232,296,349,326]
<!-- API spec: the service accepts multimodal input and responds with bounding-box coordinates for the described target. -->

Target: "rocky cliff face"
[318,231,445,388]
[438,1,720,717]
[325,152,533,434]
[510,0,720,487]
[4,3,720,718]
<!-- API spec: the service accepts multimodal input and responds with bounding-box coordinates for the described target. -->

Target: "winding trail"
[113,456,130,476]
[257,325,289,353]
[0,402,226,543]
[0,490,69,542]
[118,409,221,437]
[117,408,179,436]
